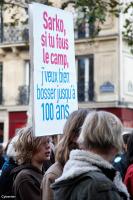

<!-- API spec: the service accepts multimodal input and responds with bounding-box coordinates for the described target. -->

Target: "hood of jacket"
[11,163,43,179]
[55,149,129,199]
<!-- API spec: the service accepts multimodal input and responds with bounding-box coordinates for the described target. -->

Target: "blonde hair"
[78,111,123,151]
[14,126,48,164]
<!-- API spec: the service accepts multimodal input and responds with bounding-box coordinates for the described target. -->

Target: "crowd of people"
[0,109,133,200]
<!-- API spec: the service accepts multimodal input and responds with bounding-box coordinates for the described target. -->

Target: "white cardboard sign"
[29,3,78,136]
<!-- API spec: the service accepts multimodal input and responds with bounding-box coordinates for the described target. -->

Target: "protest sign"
[29,3,78,136]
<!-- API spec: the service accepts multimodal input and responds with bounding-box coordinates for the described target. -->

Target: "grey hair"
[78,111,123,151]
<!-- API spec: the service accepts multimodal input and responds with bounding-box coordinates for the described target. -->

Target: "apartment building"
[65,1,133,128]
[0,0,133,143]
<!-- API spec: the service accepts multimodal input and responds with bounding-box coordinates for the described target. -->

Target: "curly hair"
[14,126,49,164]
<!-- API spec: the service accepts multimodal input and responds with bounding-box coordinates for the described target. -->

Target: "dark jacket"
[52,150,129,200]
[0,157,18,196]
[112,152,128,180]
[0,155,5,169]
[13,164,43,200]
[52,170,128,200]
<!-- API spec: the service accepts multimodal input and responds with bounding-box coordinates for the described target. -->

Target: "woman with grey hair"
[52,111,129,200]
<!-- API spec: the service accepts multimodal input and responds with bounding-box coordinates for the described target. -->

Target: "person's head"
[78,111,123,161]
[126,133,133,166]
[56,108,90,166]
[122,130,133,152]
[14,126,51,165]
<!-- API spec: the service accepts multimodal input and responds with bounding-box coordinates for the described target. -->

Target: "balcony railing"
[0,21,94,44]
[0,24,29,44]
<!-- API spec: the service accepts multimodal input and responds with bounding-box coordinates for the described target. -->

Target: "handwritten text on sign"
[31,3,78,136]
[41,11,69,68]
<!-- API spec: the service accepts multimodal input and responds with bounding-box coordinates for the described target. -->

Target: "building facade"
[0,0,133,143]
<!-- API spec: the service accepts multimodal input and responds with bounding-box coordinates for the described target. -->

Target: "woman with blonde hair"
[42,108,89,200]
[52,111,129,200]
[13,125,51,200]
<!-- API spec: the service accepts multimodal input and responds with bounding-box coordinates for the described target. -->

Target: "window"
[62,2,94,39]
[0,63,3,104]
[18,60,30,105]
[75,20,94,39]
[76,55,94,102]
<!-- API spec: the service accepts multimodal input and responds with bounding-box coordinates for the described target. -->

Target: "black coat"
[0,156,5,169]
[52,169,128,200]
[0,157,18,196]
[112,153,128,180]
